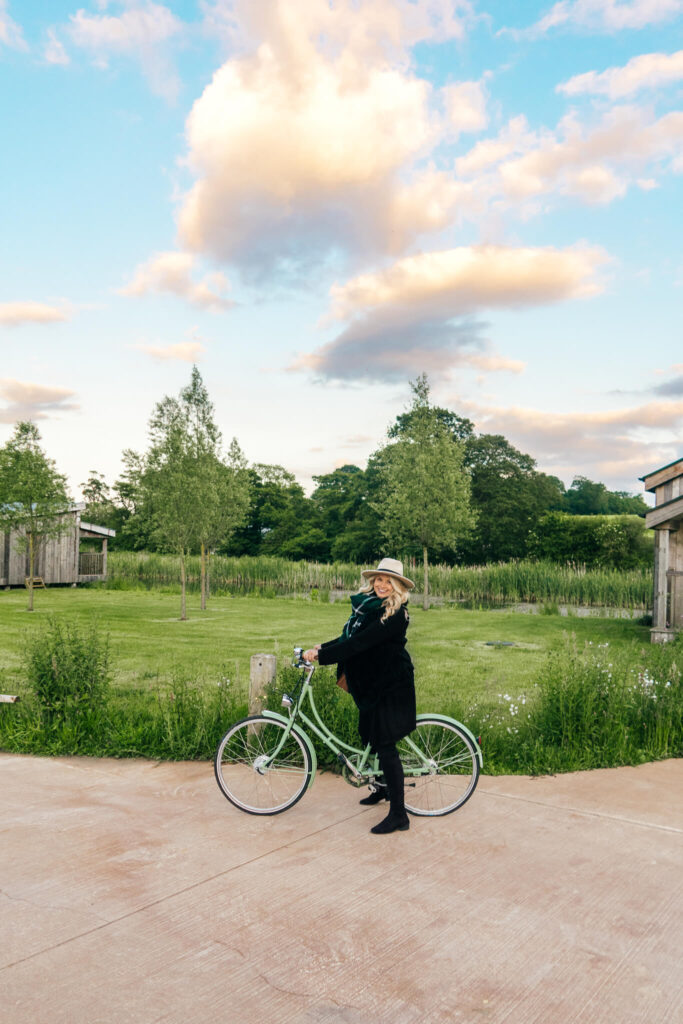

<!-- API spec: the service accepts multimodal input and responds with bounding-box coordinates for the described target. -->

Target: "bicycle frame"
[262,661,380,783]
[259,654,482,785]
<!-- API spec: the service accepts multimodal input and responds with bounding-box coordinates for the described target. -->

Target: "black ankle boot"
[359,784,388,806]
[370,811,410,834]
[373,746,408,833]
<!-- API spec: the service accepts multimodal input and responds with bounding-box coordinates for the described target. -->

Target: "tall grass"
[0,670,247,760]
[464,635,683,773]
[2,619,680,773]
[107,552,653,610]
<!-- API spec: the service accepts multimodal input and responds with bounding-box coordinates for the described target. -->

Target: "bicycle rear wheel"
[398,717,480,816]
[214,716,313,815]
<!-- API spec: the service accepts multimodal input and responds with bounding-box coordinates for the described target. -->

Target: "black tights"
[375,743,405,817]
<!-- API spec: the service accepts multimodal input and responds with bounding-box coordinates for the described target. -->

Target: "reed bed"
[107,552,653,610]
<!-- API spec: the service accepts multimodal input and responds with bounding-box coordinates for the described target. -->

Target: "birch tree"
[141,367,250,618]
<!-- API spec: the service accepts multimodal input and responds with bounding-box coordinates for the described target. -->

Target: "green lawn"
[0,588,651,711]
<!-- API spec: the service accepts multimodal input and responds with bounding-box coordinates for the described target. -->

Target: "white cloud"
[68,1,184,100]
[559,49,683,99]
[179,0,477,274]
[136,341,206,362]
[442,79,489,137]
[0,302,70,326]
[202,0,472,60]
[121,251,234,310]
[44,28,70,66]
[520,0,683,37]
[291,244,604,383]
[0,379,79,423]
[0,0,26,50]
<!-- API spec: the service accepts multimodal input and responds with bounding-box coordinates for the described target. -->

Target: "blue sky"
[1,0,682,501]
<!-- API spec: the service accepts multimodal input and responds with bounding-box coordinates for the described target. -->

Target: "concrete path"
[1,753,682,1024]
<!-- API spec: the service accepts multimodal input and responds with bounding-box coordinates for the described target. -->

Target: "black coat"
[317,604,416,750]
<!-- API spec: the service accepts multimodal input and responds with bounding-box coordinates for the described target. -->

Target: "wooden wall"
[0,515,80,586]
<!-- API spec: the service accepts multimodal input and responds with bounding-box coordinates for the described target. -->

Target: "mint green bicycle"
[214,646,483,816]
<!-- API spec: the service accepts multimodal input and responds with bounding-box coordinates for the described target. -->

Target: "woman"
[303,557,416,835]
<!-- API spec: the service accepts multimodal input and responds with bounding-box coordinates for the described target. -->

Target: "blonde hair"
[359,574,409,621]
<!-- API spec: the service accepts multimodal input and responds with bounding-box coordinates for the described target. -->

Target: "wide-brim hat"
[361,557,415,590]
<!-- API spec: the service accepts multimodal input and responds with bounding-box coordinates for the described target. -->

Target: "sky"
[1,0,682,503]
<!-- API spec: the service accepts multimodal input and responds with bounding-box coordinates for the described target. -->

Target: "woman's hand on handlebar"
[303,646,320,663]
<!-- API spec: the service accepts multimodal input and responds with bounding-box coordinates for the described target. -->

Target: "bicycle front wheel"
[214,716,313,815]
[398,717,480,816]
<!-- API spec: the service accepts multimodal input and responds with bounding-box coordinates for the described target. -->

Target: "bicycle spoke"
[398,718,480,816]
[215,717,312,815]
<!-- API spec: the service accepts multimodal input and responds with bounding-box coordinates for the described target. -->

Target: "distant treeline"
[86,424,650,570]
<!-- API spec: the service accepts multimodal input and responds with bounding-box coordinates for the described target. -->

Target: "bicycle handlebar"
[292,646,315,669]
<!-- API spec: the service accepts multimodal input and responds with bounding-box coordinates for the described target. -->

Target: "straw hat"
[361,557,415,590]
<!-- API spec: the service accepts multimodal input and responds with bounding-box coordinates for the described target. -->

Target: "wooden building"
[641,458,683,642]
[0,505,115,588]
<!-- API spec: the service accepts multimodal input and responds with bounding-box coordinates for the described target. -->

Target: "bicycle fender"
[416,713,483,768]
[261,710,318,787]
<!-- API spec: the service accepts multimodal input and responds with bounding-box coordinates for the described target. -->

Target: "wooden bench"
[24,577,46,589]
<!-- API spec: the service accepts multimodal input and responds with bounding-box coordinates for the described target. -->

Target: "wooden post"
[651,528,674,642]
[249,654,277,715]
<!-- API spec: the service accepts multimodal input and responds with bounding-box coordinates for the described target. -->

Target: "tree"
[309,464,383,563]
[462,435,565,563]
[179,367,251,608]
[140,367,250,619]
[0,421,70,610]
[375,376,475,609]
[605,490,649,516]
[112,449,155,551]
[565,476,610,515]
[80,470,123,545]
[389,406,475,444]
[528,511,651,569]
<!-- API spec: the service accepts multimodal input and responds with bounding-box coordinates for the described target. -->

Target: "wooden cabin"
[0,505,115,588]
[640,458,683,642]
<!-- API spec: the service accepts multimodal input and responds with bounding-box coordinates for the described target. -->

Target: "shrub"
[24,619,111,746]
[0,627,246,759]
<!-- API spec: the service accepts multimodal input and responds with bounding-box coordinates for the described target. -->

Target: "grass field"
[0,587,651,711]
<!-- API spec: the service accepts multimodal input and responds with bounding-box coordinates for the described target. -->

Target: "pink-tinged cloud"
[0,378,79,423]
[68,1,183,101]
[326,245,607,321]
[457,397,683,488]
[457,105,683,207]
[291,244,602,383]
[121,252,234,311]
[136,341,205,363]
[0,302,70,326]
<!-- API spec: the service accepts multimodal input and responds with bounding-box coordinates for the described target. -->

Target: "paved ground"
[1,753,682,1024]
